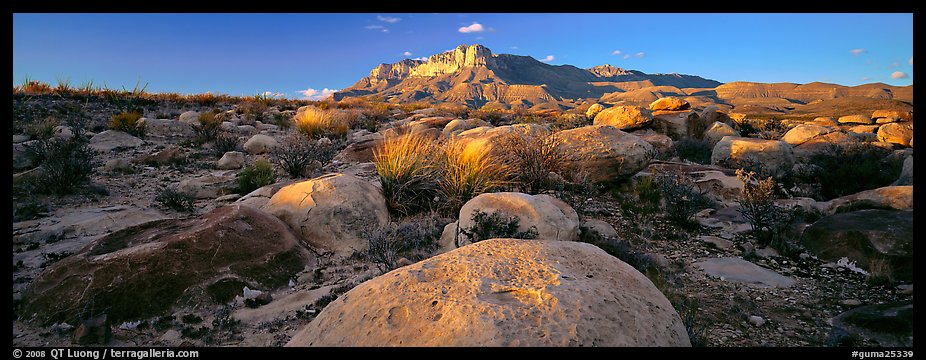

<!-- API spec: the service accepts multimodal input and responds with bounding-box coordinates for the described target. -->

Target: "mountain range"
[334,44,913,115]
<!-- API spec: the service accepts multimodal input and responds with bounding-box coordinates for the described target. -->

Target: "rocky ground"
[12,94,913,347]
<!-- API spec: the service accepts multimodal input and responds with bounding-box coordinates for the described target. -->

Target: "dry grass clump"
[272,133,341,178]
[293,107,353,139]
[374,132,440,215]
[436,139,511,214]
[194,110,223,141]
[372,133,510,216]
[109,110,145,137]
[497,129,567,194]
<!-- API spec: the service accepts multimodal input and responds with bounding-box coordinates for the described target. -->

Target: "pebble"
[841,299,862,306]
[748,315,766,327]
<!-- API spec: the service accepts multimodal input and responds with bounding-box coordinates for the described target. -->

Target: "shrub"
[194,110,223,141]
[552,113,590,130]
[26,138,97,195]
[794,143,902,200]
[293,107,351,139]
[272,134,340,178]
[155,187,196,212]
[498,129,567,194]
[373,132,439,216]
[654,172,714,227]
[435,103,469,118]
[13,200,50,222]
[866,257,894,286]
[396,101,431,113]
[237,160,276,194]
[733,118,787,139]
[736,169,786,245]
[673,137,712,164]
[109,111,145,137]
[27,117,58,140]
[366,214,450,272]
[270,112,292,130]
[436,140,511,215]
[213,131,239,154]
[458,209,538,246]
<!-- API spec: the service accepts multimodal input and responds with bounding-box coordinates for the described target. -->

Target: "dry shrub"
[194,110,223,141]
[736,169,785,245]
[866,257,894,286]
[272,133,340,178]
[497,129,567,194]
[435,103,469,118]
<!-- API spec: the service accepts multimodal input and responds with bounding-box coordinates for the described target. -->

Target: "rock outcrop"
[649,97,690,111]
[593,106,654,130]
[448,192,579,248]
[287,239,691,347]
[711,136,795,178]
[557,125,655,183]
[876,122,913,147]
[88,130,144,152]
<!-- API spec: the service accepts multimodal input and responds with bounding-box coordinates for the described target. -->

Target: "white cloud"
[511,46,519,50]
[365,25,384,30]
[850,49,867,56]
[634,52,646,58]
[540,55,554,63]
[402,51,412,56]
[623,54,631,59]
[458,22,485,33]
[412,57,429,62]
[891,71,909,79]
[382,29,389,33]
[861,77,871,81]
[297,87,338,101]
[377,15,401,23]
[611,50,622,55]
[261,91,286,98]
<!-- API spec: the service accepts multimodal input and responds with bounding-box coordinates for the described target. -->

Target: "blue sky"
[13,13,913,99]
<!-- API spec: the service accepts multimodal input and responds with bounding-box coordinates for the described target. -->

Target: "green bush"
[794,143,902,200]
[155,188,196,212]
[237,160,276,194]
[654,172,714,227]
[458,209,538,246]
[24,138,97,195]
[109,111,145,137]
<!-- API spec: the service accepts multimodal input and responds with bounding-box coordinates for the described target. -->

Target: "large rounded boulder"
[593,106,654,130]
[558,125,655,183]
[448,192,579,247]
[876,122,913,147]
[262,173,389,254]
[286,239,691,347]
[21,205,312,324]
[649,96,690,111]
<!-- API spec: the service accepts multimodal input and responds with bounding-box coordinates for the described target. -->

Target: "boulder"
[21,205,311,324]
[450,192,579,249]
[334,133,383,164]
[633,131,673,156]
[871,110,912,122]
[710,136,795,179]
[455,124,547,156]
[141,118,195,139]
[88,130,144,152]
[176,171,236,199]
[287,239,691,347]
[13,134,31,143]
[651,110,701,139]
[802,209,912,281]
[837,114,874,125]
[585,103,604,119]
[234,182,293,210]
[699,105,732,126]
[703,121,738,146]
[876,122,913,147]
[237,125,259,137]
[558,125,655,183]
[815,186,913,216]
[13,141,37,171]
[442,118,490,137]
[177,111,200,125]
[792,131,857,160]
[893,156,912,186]
[781,124,834,145]
[593,106,654,130]
[243,134,278,154]
[217,151,246,170]
[848,124,880,134]
[830,301,912,347]
[261,173,389,254]
[581,219,618,239]
[133,146,183,166]
[53,126,74,140]
[694,257,795,288]
[649,97,690,111]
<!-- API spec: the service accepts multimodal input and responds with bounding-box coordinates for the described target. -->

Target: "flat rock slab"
[830,301,912,347]
[694,257,795,288]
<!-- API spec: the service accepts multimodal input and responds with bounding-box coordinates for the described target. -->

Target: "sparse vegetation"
[436,139,511,215]
[736,169,785,245]
[866,257,894,286]
[793,143,902,200]
[654,172,714,227]
[23,138,97,195]
[155,187,196,212]
[237,160,276,194]
[194,110,223,141]
[109,110,145,137]
[213,131,239,154]
[458,209,538,246]
[272,134,340,178]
